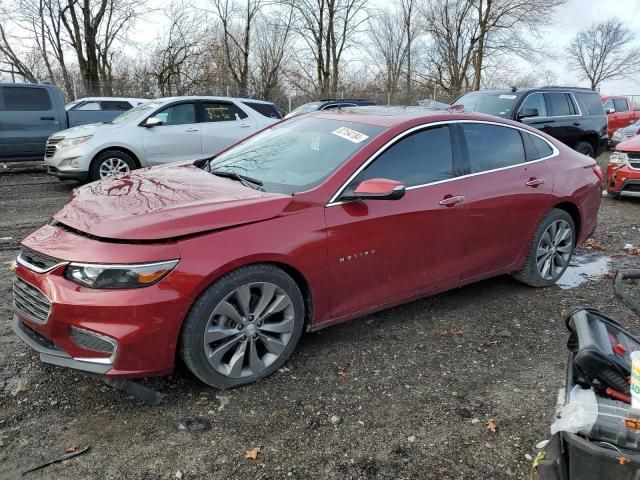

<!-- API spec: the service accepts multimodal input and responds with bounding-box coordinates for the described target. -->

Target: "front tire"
[179,265,305,389]
[90,150,136,181]
[513,209,575,287]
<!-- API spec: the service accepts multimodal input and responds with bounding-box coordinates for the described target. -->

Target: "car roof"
[309,106,515,128]
[72,97,148,102]
[464,86,595,95]
[156,96,274,105]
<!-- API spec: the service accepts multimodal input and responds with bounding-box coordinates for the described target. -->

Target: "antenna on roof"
[511,86,517,92]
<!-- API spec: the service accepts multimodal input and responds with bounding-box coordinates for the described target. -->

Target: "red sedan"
[12,108,602,388]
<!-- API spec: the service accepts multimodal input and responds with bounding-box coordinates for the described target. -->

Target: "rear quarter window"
[3,87,52,111]
[242,101,282,119]
[576,93,606,116]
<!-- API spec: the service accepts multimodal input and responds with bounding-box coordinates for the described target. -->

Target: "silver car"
[610,120,640,148]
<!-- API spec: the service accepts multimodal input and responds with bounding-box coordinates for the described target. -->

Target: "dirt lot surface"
[2,154,640,480]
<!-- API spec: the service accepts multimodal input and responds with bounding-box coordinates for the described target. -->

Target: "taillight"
[593,164,603,180]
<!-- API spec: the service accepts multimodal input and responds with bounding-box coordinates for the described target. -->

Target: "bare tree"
[211,0,264,97]
[421,0,478,97]
[289,0,367,97]
[149,4,206,96]
[366,6,408,98]
[399,0,418,98]
[61,0,147,96]
[253,6,294,99]
[568,18,640,90]
[470,0,567,91]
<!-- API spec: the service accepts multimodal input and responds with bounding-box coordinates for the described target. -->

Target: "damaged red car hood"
[53,163,293,241]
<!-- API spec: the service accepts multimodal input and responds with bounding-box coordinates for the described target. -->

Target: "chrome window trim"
[326,119,559,207]
[16,250,67,274]
[516,91,583,120]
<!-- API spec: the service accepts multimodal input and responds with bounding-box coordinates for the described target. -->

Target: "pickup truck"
[0,83,145,163]
[602,96,640,139]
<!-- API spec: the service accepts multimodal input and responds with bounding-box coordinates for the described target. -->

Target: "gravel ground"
[2,154,640,480]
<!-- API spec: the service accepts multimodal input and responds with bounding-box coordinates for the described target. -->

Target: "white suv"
[44,96,282,182]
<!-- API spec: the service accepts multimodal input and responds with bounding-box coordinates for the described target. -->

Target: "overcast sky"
[133,0,640,95]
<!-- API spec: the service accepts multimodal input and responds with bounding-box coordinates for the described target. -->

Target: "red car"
[606,134,640,198]
[12,109,602,389]
[602,95,640,139]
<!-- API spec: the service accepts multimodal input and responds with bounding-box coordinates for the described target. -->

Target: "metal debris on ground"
[174,418,212,433]
[21,446,90,475]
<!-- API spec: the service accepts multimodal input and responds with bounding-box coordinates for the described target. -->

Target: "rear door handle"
[240,123,252,128]
[526,177,545,187]
[438,195,465,207]
[40,116,55,121]
[185,128,199,132]
[573,121,581,126]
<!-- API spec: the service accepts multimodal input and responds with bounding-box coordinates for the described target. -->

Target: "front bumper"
[44,142,95,181]
[12,229,191,378]
[46,166,90,182]
[606,163,640,194]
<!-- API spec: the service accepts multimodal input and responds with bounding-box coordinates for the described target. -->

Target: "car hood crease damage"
[52,163,293,241]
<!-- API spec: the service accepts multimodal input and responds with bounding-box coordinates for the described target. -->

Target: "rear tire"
[179,264,305,389]
[575,141,595,158]
[90,150,136,181]
[513,209,575,288]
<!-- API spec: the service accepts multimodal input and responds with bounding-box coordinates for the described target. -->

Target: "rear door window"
[545,92,573,117]
[462,123,526,173]
[519,93,547,117]
[3,87,52,111]
[200,102,248,122]
[614,98,629,112]
[353,125,455,187]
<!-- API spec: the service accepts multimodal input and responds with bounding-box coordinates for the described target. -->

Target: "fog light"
[70,326,117,364]
[58,157,81,169]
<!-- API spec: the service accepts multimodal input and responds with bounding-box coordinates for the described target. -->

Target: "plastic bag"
[550,386,598,435]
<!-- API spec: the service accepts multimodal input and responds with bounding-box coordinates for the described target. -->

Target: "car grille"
[13,278,52,325]
[45,137,62,159]
[18,248,63,272]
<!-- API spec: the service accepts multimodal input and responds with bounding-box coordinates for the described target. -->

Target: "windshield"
[454,92,519,118]
[288,102,323,117]
[203,117,383,195]
[111,101,162,124]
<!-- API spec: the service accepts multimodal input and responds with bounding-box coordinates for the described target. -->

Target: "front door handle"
[239,123,252,128]
[526,177,545,187]
[573,121,581,126]
[185,128,199,132]
[40,116,55,121]
[439,195,465,207]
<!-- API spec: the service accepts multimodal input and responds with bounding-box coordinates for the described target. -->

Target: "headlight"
[58,136,93,149]
[609,152,629,165]
[65,260,178,289]
[612,132,622,140]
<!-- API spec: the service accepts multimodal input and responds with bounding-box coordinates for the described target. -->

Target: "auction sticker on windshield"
[332,127,369,144]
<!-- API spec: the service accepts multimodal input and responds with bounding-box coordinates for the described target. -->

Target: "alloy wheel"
[203,282,295,378]
[536,219,573,280]
[99,157,131,178]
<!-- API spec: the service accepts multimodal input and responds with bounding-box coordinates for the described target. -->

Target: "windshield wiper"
[210,169,264,191]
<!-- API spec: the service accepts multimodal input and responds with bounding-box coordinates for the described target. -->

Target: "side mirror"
[517,108,539,120]
[143,117,163,127]
[349,178,406,201]
[606,108,615,114]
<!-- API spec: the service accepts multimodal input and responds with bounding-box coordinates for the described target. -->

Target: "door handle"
[573,121,581,126]
[240,123,252,128]
[438,195,465,207]
[40,116,55,121]
[526,177,545,187]
[185,128,199,132]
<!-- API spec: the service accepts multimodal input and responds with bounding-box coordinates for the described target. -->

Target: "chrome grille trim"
[12,278,52,325]
[45,137,63,159]
[16,249,66,274]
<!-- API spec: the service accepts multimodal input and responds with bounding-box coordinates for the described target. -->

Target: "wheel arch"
[578,132,598,155]
[551,201,582,244]
[91,145,142,169]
